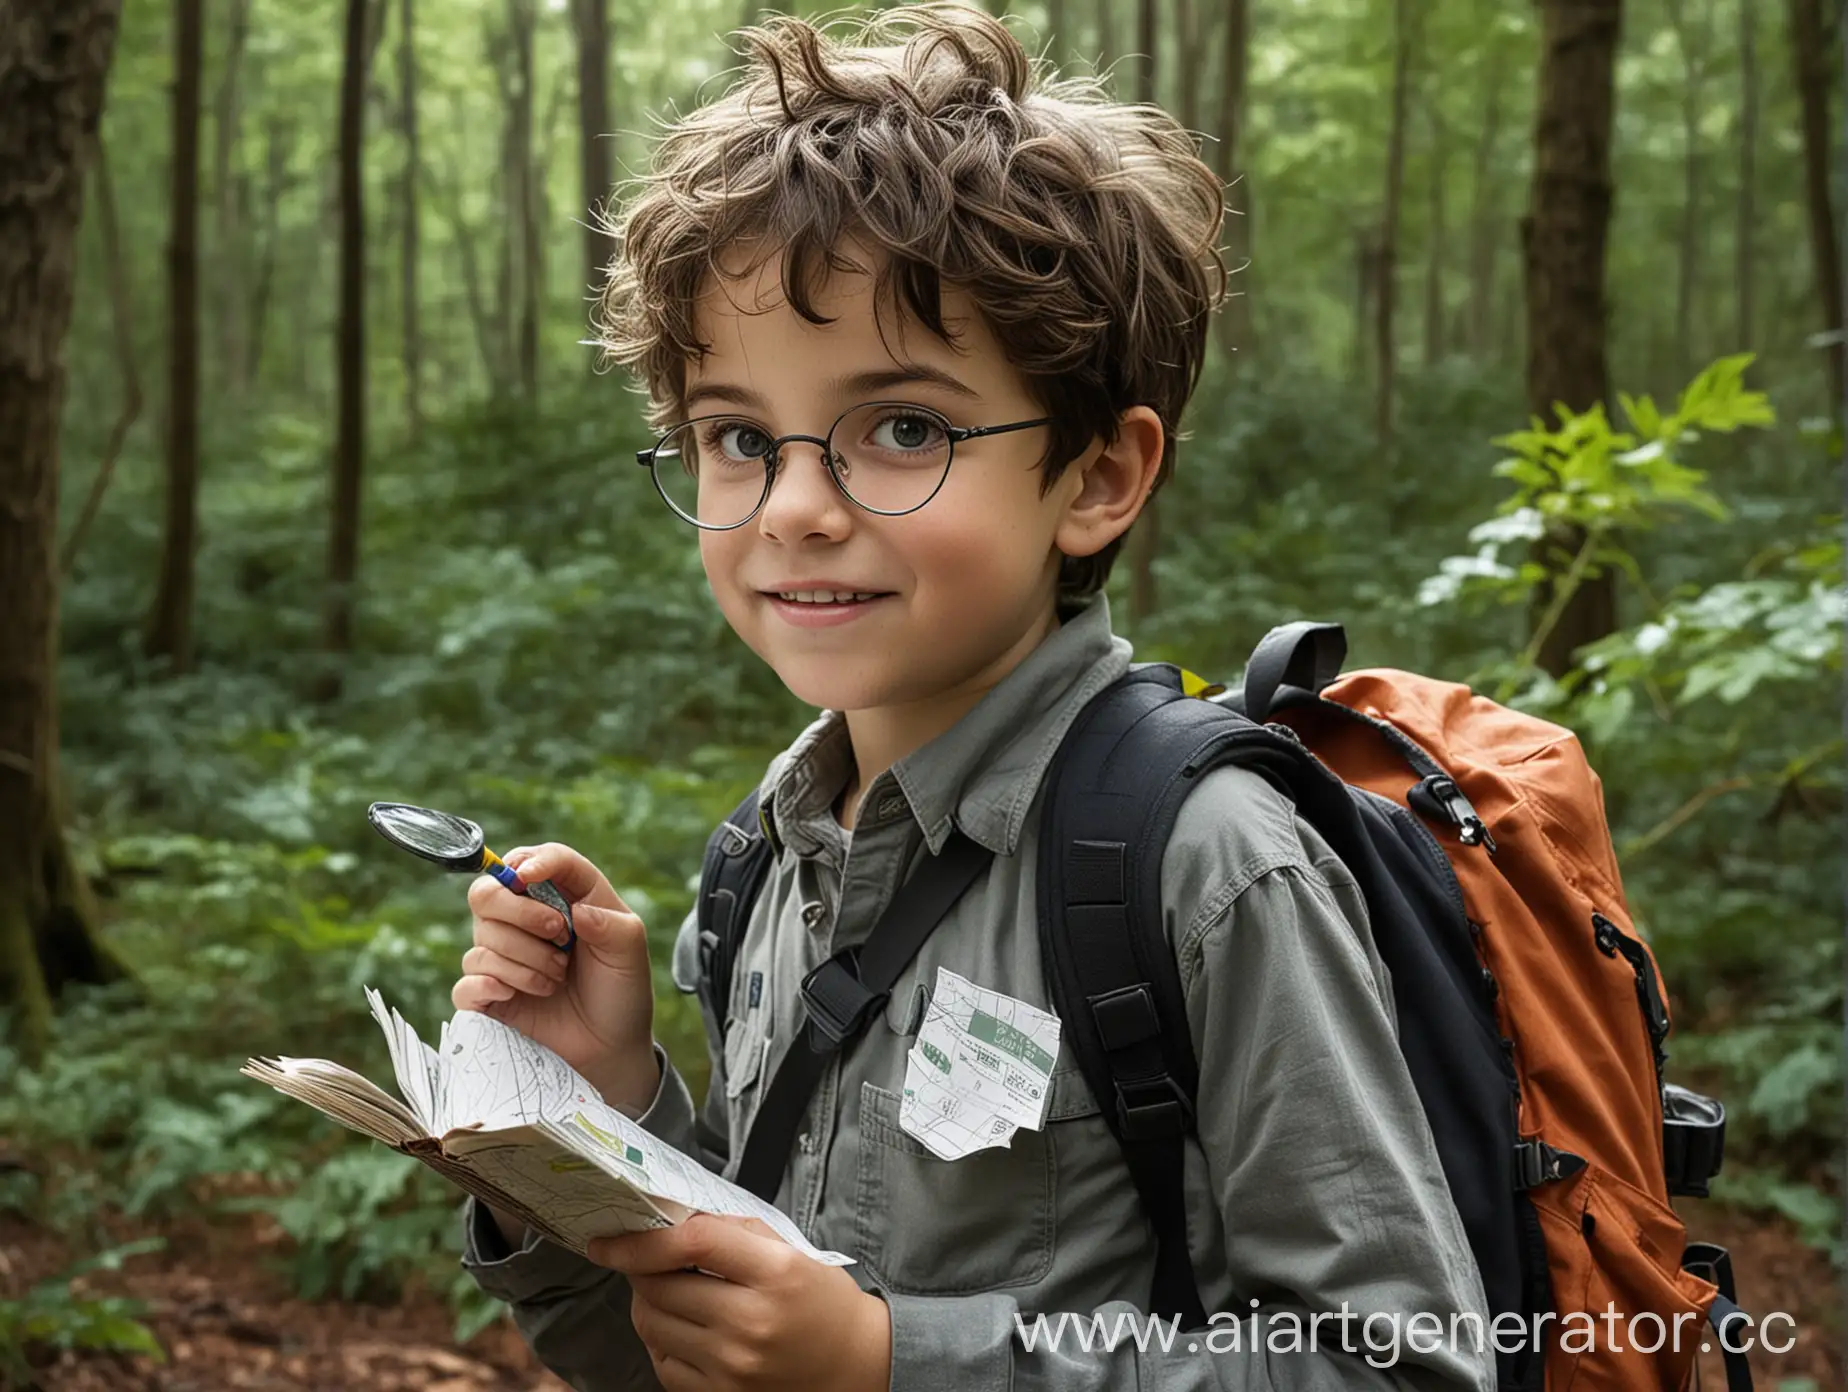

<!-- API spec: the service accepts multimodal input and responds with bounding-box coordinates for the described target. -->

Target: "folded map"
[240,988,853,1267]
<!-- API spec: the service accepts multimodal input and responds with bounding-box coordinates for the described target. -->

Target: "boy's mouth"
[759,585,895,626]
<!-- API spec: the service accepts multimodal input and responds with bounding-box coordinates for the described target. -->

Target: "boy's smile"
[676,244,1159,818]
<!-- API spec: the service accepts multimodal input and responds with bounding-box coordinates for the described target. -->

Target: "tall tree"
[317,0,372,702]
[1127,0,1160,630]
[145,0,205,677]
[1520,0,1623,678]
[1735,0,1758,350]
[0,0,132,1063]
[1663,0,1713,380]
[61,137,143,578]
[1216,0,1250,357]
[400,0,422,439]
[1423,96,1449,368]
[213,0,252,398]
[1375,0,1414,440]
[1787,0,1844,412]
[1464,17,1507,358]
[572,0,612,331]
[502,0,540,398]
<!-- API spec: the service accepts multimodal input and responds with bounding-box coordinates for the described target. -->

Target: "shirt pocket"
[853,1078,1067,1296]
[719,950,776,1137]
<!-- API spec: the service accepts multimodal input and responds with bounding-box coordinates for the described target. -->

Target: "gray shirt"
[459,592,1497,1392]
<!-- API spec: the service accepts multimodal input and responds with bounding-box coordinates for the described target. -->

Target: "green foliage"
[0,1240,167,1387]
[1416,354,1775,671]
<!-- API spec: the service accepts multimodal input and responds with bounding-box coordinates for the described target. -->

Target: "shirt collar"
[759,592,1133,861]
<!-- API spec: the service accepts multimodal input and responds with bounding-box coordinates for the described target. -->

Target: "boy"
[453,6,1496,1390]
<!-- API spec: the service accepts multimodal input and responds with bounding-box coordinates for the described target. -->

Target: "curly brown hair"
[592,2,1228,603]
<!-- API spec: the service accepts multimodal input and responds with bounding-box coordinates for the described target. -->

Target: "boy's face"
[678,248,1095,718]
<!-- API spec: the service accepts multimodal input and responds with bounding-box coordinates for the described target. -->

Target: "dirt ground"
[2,1199,1839,1390]
[0,1209,568,1392]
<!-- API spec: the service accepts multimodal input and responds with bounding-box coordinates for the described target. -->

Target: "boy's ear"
[1053,406,1165,560]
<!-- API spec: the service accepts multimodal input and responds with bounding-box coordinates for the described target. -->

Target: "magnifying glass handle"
[482,849,576,950]
[482,849,525,892]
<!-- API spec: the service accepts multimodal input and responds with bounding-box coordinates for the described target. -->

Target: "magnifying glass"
[366,801,575,949]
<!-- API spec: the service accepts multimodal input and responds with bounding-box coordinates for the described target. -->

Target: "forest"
[0,0,1841,1387]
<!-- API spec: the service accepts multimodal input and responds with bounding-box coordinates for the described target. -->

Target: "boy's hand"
[590,1216,891,1392]
[452,842,659,1113]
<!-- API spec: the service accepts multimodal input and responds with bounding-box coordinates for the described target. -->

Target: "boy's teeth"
[778,591,879,604]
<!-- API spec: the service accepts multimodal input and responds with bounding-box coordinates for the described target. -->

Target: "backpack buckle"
[1115,1075,1193,1143]
[1513,1139,1586,1190]
[800,949,887,1047]
[1408,773,1499,854]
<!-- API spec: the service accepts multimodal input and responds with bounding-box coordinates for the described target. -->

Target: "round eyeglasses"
[634,401,1052,530]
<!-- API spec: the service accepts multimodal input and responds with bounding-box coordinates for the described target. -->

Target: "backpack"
[687,619,1747,1392]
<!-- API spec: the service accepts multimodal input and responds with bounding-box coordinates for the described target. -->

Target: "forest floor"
[1,1198,1840,1390]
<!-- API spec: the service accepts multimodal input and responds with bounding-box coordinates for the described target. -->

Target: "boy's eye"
[868,412,945,452]
[714,423,772,461]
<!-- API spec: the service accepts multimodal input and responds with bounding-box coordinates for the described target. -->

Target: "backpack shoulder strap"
[694,787,779,1037]
[1036,663,1307,1330]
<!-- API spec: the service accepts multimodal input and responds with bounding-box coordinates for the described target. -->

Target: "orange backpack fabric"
[1273,669,1721,1391]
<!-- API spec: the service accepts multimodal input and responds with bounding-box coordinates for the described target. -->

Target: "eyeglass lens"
[651,403,953,527]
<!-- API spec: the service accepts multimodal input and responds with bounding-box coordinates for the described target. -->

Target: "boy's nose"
[758,439,852,537]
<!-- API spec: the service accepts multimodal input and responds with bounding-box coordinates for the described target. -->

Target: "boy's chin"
[771,664,900,714]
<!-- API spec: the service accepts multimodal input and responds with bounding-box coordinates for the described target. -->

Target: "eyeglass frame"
[633,399,1054,530]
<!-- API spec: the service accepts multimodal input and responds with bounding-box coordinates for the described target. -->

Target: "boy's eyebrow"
[682,363,982,414]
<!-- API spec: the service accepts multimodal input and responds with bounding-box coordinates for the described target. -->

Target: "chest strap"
[730,829,995,1202]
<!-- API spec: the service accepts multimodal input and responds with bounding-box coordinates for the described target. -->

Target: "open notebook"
[240,988,852,1267]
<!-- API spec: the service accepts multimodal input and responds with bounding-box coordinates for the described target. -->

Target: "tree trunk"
[61,137,144,579]
[509,0,539,399]
[1354,228,1378,386]
[1787,0,1844,411]
[245,116,294,386]
[572,0,611,330]
[1216,0,1250,358]
[1128,0,1160,631]
[1175,0,1199,134]
[1375,0,1413,441]
[1520,0,1622,678]
[1423,97,1449,368]
[0,0,133,1066]
[1736,0,1757,350]
[1663,0,1710,382]
[1465,21,1506,358]
[213,0,251,398]
[316,0,371,703]
[400,0,422,440]
[426,152,502,390]
[146,0,204,678]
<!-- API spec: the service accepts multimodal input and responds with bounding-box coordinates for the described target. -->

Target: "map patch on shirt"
[898,967,1062,1161]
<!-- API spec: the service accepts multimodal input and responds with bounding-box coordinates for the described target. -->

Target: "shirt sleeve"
[457,906,735,1392]
[875,773,1498,1392]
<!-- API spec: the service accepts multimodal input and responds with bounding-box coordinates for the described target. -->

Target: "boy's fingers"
[452,974,516,1011]
[594,1213,780,1284]
[468,874,573,943]
[472,920,569,981]
[461,945,559,998]
[509,843,627,913]
[568,901,647,958]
